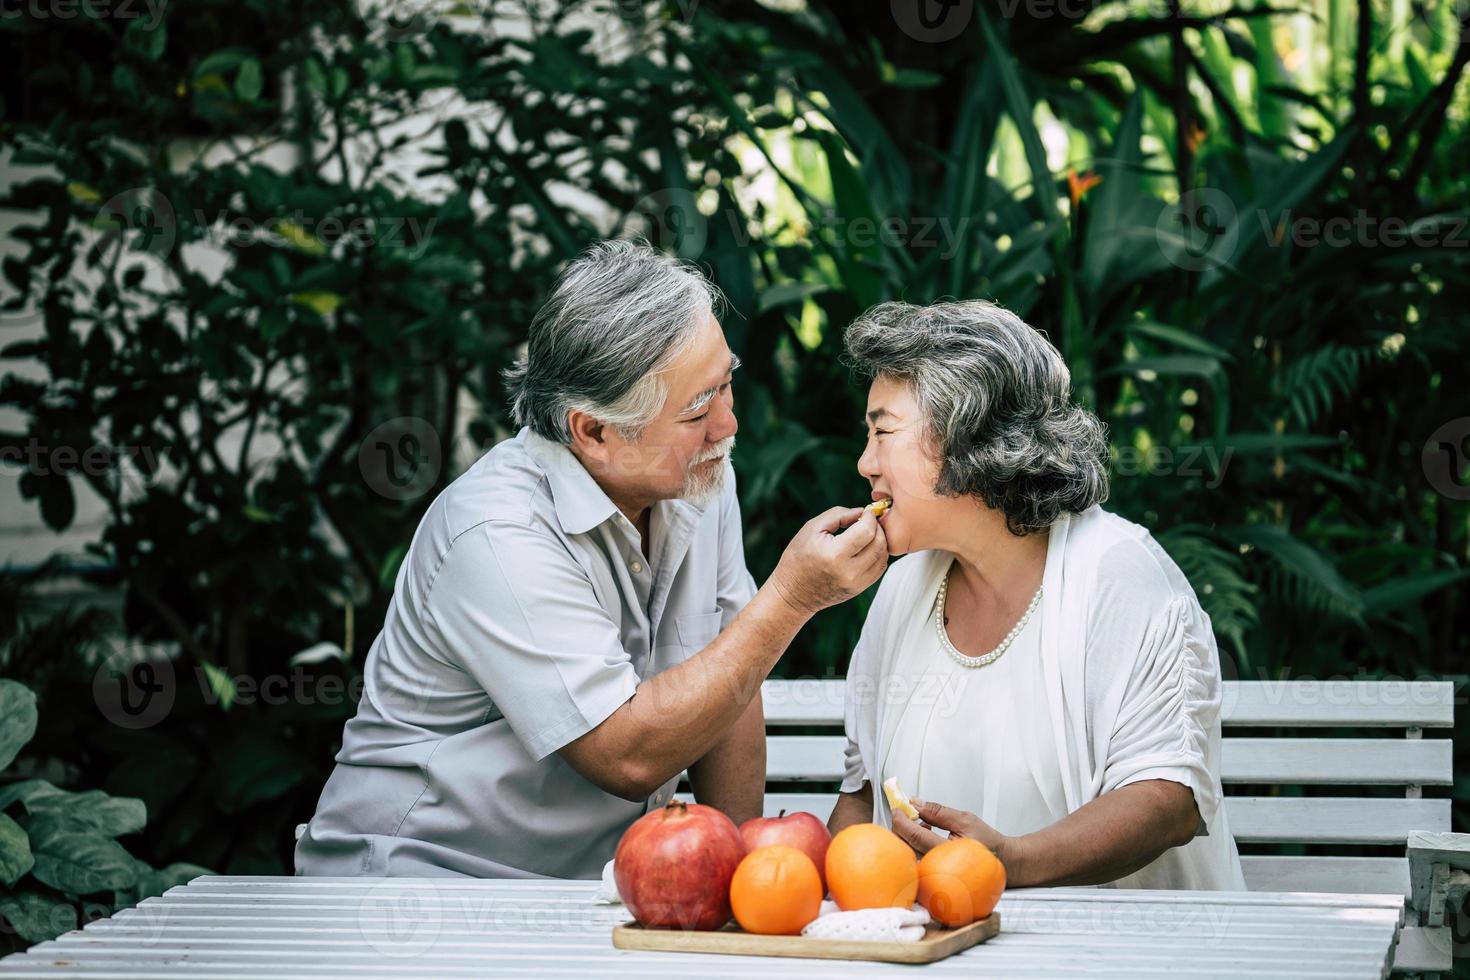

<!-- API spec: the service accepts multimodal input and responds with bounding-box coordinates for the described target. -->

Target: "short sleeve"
[714,466,757,630]
[1098,592,1224,835]
[425,522,637,761]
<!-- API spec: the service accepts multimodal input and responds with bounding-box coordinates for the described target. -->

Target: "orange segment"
[883,776,920,820]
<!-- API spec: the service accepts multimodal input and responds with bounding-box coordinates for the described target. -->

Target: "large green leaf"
[1126,320,1235,361]
[27,824,139,895]
[941,59,1001,296]
[0,811,33,886]
[0,781,146,838]
[1364,569,1470,616]
[978,10,1059,226]
[0,680,38,770]
[1081,93,1145,301]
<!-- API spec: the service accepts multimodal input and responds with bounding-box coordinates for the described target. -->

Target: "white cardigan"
[841,504,1247,891]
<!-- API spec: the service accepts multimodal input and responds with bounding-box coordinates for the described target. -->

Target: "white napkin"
[800,900,931,942]
[593,858,623,904]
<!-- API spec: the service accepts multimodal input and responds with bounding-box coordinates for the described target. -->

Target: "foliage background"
[0,0,1467,949]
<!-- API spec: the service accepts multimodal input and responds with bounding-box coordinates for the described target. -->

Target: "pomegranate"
[614,800,746,930]
[738,810,832,890]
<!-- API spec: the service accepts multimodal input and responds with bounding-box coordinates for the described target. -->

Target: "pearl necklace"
[935,572,1043,669]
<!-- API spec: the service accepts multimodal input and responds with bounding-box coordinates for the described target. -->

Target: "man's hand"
[769,507,888,616]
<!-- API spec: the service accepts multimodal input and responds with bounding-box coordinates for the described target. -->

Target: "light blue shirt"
[296,427,757,878]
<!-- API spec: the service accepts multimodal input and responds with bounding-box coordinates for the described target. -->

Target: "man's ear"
[566,409,610,463]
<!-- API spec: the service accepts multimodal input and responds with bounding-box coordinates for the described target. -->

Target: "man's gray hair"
[504,239,724,443]
[844,300,1110,536]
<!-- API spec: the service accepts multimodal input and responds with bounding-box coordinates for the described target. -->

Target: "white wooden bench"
[746,677,1461,975]
[291,677,1461,973]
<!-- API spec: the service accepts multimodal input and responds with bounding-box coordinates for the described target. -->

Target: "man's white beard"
[681,436,736,505]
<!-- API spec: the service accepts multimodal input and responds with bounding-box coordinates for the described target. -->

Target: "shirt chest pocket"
[675,610,723,653]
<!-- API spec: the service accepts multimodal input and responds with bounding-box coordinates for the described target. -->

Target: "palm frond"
[1157,525,1261,671]
[1279,344,1374,428]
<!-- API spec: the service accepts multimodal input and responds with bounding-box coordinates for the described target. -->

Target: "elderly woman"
[828,300,1245,890]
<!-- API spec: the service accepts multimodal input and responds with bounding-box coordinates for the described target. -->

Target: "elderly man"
[296,241,888,878]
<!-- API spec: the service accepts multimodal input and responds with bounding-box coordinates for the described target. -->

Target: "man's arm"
[560,506,888,801]
[687,695,765,825]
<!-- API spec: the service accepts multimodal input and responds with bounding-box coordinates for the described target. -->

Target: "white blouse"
[880,572,1068,838]
[842,505,1247,891]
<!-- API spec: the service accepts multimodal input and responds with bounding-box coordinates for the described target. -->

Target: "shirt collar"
[520,427,719,538]
[521,428,620,536]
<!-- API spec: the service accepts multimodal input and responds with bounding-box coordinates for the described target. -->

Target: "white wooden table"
[0,877,1405,978]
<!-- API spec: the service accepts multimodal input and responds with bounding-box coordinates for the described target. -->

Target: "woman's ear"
[566,409,610,463]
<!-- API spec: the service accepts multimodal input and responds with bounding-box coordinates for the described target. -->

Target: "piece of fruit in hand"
[883,776,920,820]
[866,498,891,517]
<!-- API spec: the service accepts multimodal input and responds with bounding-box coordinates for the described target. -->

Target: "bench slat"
[1239,856,1410,898]
[764,736,1452,785]
[762,679,1455,727]
[755,794,1451,845]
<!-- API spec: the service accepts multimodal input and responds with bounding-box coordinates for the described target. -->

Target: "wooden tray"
[612,913,999,964]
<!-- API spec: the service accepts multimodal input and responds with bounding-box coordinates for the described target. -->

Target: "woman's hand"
[891,798,1012,866]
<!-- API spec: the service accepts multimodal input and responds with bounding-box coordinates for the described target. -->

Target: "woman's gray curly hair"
[844,300,1110,536]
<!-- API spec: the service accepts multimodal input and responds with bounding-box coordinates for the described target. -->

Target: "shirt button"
[630,561,643,574]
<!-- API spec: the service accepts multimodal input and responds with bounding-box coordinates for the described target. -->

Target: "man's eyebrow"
[678,353,742,416]
[866,407,893,423]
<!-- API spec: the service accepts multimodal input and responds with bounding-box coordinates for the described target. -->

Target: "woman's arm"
[827,782,874,836]
[892,779,1199,887]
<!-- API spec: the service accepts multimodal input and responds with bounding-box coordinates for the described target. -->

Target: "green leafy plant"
[0,679,210,952]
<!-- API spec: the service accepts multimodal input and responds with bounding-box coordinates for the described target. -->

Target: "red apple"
[614,800,746,930]
[738,810,832,890]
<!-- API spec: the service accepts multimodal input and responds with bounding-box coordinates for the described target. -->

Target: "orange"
[917,837,1006,927]
[824,823,919,911]
[729,845,823,935]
